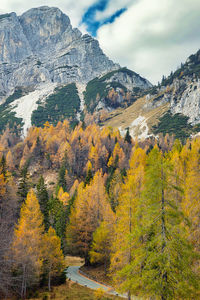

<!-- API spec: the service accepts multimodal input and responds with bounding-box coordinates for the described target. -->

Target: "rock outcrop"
[170,78,200,124]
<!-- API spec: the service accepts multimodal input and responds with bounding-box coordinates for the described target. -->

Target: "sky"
[1,0,200,84]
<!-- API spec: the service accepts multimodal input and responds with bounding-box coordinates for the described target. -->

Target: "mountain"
[0,6,152,136]
[104,49,200,141]
[1,6,199,141]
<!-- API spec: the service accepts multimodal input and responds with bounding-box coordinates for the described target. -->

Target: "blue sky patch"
[81,0,126,36]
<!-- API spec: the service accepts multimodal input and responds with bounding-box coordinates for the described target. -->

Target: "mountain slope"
[104,49,200,140]
[84,67,152,113]
[0,6,151,135]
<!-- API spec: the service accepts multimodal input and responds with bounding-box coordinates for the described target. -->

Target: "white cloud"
[0,0,97,27]
[97,0,200,84]
[95,0,133,21]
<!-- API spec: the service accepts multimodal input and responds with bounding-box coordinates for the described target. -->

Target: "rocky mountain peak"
[19,6,78,56]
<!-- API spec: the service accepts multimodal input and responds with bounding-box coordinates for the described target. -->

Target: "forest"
[0,120,199,299]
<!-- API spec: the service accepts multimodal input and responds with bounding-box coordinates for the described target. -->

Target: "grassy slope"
[29,282,122,300]
[103,96,169,135]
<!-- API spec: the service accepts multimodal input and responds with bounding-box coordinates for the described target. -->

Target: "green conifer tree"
[58,164,67,192]
[17,165,29,208]
[0,154,7,179]
[124,128,132,144]
[36,176,49,230]
[48,195,66,248]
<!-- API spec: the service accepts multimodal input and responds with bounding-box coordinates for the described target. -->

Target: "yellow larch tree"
[43,227,65,291]
[19,144,30,169]
[66,170,113,263]
[89,145,99,170]
[6,150,15,171]
[108,142,126,170]
[108,168,123,211]
[12,189,44,298]
[168,140,184,205]
[89,209,116,272]
[57,186,70,206]
[110,147,146,300]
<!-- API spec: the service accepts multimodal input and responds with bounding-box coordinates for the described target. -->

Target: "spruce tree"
[84,163,93,186]
[17,165,29,208]
[0,155,7,179]
[58,164,67,192]
[124,128,132,144]
[48,195,66,247]
[36,176,49,230]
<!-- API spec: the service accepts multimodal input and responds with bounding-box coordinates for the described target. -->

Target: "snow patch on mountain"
[76,82,86,121]
[129,116,149,139]
[10,83,57,136]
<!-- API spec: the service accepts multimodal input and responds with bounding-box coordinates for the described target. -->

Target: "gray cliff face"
[144,76,200,125]
[170,78,200,124]
[0,6,119,102]
[19,7,80,56]
[0,13,32,64]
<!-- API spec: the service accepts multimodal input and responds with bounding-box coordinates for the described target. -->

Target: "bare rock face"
[170,79,200,124]
[19,7,75,56]
[0,6,119,102]
[0,12,32,63]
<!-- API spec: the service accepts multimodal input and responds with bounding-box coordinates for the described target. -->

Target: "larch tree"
[168,141,184,205]
[89,145,99,170]
[12,189,44,298]
[66,170,113,263]
[89,209,116,273]
[42,227,65,291]
[108,168,123,211]
[182,138,200,253]
[120,146,199,300]
[57,186,70,206]
[107,142,126,170]
[6,150,15,171]
[110,147,146,300]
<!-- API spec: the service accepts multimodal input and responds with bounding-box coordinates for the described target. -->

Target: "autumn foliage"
[0,121,199,299]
